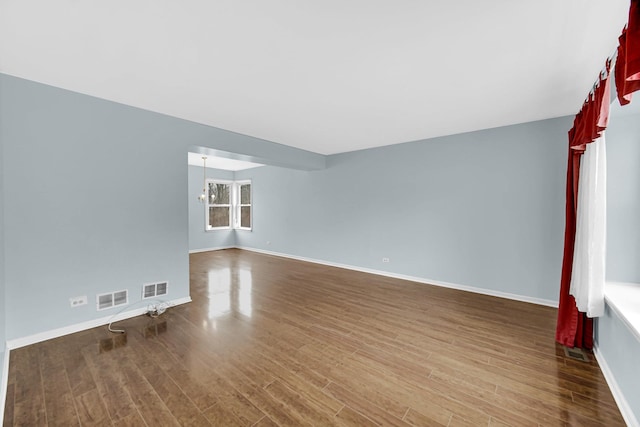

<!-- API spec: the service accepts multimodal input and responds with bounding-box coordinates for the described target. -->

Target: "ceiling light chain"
[198,156,207,203]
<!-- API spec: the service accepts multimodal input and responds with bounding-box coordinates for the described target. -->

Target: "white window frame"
[206,179,232,231]
[205,179,252,231]
[234,180,252,230]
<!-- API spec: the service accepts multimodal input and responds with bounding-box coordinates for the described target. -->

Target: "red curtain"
[557,0,640,349]
[556,65,610,349]
[556,141,593,348]
[615,0,640,105]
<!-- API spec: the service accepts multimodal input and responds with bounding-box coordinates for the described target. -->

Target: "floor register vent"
[142,281,168,299]
[97,289,129,311]
[563,346,590,362]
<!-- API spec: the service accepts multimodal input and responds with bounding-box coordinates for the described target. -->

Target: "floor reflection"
[207,265,253,319]
[99,333,127,353]
[207,267,231,317]
[142,319,167,338]
[236,268,253,317]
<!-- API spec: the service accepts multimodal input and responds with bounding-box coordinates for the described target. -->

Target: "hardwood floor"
[3,249,624,426]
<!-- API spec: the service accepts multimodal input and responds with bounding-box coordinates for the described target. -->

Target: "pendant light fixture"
[198,156,207,203]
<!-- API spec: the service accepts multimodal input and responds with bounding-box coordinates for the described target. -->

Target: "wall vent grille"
[142,282,168,299]
[96,289,129,311]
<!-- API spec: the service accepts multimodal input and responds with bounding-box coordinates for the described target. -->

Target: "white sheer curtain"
[570,133,607,317]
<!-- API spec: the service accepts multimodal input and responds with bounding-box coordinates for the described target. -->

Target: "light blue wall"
[188,165,236,251]
[2,76,192,340]
[236,117,571,303]
[606,108,640,282]
[0,76,6,359]
[595,103,640,425]
[0,73,322,341]
[594,305,640,424]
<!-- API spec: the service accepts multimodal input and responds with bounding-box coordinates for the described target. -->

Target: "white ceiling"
[0,1,631,155]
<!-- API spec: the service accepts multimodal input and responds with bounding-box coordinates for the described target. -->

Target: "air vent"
[142,281,168,299]
[96,289,129,311]
[564,346,590,362]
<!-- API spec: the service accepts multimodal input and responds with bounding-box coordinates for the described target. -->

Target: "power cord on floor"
[107,299,172,334]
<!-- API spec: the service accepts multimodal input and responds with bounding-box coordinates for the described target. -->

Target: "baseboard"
[0,343,9,423]
[189,246,235,254]
[593,343,640,427]
[237,246,559,308]
[6,296,192,350]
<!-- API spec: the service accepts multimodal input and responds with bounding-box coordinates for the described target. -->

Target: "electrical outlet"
[69,295,88,307]
[382,257,390,263]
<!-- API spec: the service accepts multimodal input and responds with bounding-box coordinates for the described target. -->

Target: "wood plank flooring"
[3,249,625,426]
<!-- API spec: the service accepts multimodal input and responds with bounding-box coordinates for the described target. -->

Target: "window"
[205,179,251,231]
[235,181,252,230]
[206,181,231,230]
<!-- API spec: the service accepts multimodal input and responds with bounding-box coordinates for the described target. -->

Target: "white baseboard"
[0,344,9,423]
[593,343,640,427]
[189,246,235,254]
[237,246,559,308]
[6,296,192,350]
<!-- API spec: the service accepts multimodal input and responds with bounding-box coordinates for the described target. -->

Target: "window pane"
[209,207,230,228]
[241,206,251,228]
[207,182,215,203]
[209,183,230,204]
[240,184,251,204]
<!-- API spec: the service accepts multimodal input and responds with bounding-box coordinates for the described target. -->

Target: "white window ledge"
[605,282,640,342]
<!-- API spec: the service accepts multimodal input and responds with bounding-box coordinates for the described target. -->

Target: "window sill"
[605,281,640,342]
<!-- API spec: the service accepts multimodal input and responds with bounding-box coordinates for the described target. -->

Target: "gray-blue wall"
[595,304,640,424]
[188,165,236,251]
[0,77,6,360]
[595,105,640,425]
[235,117,571,303]
[606,109,640,282]
[0,73,321,341]
[2,76,192,340]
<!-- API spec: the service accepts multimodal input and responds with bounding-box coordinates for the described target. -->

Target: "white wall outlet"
[69,295,88,307]
[382,257,390,263]
[266,240,271,245]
